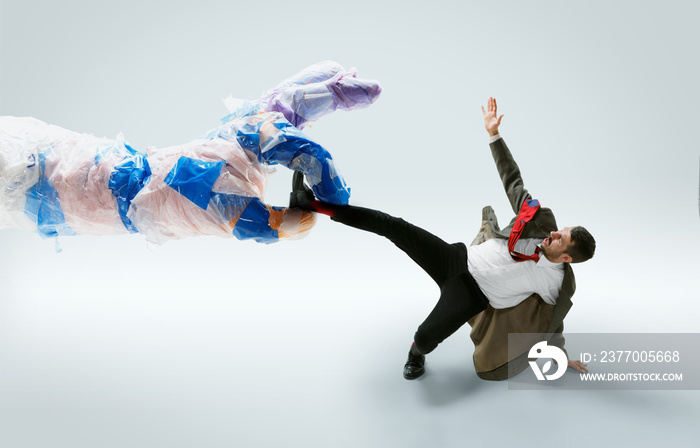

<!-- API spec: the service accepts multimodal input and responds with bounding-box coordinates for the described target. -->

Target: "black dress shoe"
[403,349,426,380]
[289,171,315,209]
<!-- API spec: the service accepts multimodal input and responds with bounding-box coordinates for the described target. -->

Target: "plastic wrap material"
[0,61,381,245]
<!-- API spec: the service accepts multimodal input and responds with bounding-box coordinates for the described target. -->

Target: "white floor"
[1,227,698,448]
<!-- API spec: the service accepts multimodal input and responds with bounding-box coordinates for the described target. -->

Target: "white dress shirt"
[467,231,565,309]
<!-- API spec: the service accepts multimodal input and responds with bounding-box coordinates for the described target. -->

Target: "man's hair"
[566,226,596,263]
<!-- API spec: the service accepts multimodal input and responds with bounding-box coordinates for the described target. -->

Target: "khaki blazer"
[467,138,576,381]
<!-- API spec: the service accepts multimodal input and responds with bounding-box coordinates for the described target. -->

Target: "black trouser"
[332,205,489,354]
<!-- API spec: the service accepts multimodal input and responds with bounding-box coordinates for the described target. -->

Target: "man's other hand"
[481,96,504,137]
[568,359,589,373]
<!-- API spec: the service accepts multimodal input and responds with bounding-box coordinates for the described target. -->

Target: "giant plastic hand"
[0,61,381,245]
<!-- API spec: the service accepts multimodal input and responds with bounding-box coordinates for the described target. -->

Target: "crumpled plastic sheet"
[0,61,381,245]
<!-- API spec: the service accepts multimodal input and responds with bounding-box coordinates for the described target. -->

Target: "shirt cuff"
[488,133,502,144]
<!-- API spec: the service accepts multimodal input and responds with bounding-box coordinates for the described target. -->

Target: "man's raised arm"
[481,97,532,214]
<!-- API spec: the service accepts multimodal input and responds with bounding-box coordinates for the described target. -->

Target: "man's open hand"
[568,359,589,373]
[481,96,504,137]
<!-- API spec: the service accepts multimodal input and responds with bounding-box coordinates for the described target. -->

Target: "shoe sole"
[403,370,425,380]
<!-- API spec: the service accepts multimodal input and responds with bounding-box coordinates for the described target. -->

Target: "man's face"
[541,227,574,263]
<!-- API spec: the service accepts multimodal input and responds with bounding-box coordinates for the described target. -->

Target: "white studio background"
[1,1,698,448]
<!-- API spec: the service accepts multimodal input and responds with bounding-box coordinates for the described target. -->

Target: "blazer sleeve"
[549,322,569,360]
[489,138,533,214]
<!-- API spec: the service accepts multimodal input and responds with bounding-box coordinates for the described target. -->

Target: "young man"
[293,97,594,380]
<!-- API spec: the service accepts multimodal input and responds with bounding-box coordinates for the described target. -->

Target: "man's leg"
[413,273,488,354]
[312,203,487,379]
[404,272,489,379]
[331,205,466,286]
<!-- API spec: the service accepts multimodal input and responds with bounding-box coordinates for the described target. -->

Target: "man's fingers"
[574,361,589,373]
[484,98,501,119]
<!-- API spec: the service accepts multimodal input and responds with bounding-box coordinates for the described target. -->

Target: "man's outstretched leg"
[327,204,489,379]
[325,204,467,286]
[296,188,488,379]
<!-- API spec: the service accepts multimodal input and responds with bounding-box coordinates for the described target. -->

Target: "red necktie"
[508,199,541,262]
